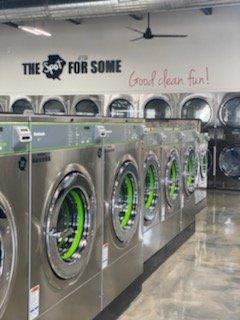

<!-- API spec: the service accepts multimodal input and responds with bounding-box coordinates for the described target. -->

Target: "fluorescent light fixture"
[18,25,52,37]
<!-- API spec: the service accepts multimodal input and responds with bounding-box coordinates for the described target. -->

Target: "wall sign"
[22,55,122,80]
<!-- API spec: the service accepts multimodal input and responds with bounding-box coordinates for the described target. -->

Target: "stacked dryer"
[104,94,139,118]
[70,95,103,117]
[215,93,240,190]
[139,94,174,120]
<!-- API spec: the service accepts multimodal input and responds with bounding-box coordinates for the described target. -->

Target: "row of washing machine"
[0,115,208,320]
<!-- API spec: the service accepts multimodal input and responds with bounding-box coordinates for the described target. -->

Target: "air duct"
[1,0,240,22]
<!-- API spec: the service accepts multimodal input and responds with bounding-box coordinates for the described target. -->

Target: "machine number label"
[181,195,185,209]
[102,243,109,269]
[161,205,165,222]
[29,285,40,320]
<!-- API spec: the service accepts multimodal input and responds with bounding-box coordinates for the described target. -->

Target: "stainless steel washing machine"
[70,95,103,117]
[195,133,209,208]
[101,118,143,308]
[10,96,37,114]
[178,93,218,189]
[139,94,174,119]
[29,116,103,320]
[38,96,69,115]
[141,127,162,262]
[179,129,198,230]
[0,116,32,320]
[104,94,139,118]
[161,129,182,243]
[145,120,182,248]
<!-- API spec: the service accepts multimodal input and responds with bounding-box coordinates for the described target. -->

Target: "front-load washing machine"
[146,121,182,248]
[70,95,103,117]
[29,116,103,320]
[141,127,162,262]
[161,129,182,243]
[38,96,69,115]
[104,94,139,118]
[178,93,217,189]
[101,118,143,308]
[139,94,174,119]
[179,129,198,230]
[0,116,32,320]
[10,96,37,114]
[195,133,209,209]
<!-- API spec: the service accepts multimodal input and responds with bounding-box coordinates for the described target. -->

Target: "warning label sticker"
[102,243,109,269]
[29,285,40,320]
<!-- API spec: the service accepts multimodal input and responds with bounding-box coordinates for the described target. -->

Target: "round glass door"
[109,99,133,118]
[0,203,15,318]
[43,99,66,115]
[46,172,95,280]
[112,161,139,243]
[144,98,172,119]
[12,99,33,114]
[181,98,212,124]
[219,146,240,178]
[75,99,99,117]
[183,148,197,195]
[165,150,181,207]
[220,97,240,127]
[143,155,160,223]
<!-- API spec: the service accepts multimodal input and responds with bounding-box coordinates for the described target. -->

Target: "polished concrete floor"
[119,191,240,320]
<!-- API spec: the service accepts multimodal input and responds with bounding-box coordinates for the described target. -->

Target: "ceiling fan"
[127,13,188,42]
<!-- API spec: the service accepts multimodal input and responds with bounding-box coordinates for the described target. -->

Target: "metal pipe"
[1,0,240,22]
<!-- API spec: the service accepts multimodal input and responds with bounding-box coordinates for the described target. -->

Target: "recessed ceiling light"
[18,25,52,37]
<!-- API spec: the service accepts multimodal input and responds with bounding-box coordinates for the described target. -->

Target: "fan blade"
[131,36,144,42]
[126,26,144,35]
[153,34,188,38]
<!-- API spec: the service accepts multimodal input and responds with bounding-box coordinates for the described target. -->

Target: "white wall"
[0,6,240,95]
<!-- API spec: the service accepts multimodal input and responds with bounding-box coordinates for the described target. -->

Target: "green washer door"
[145,165,156,209]
[57,189,86,261]
[169,161,178,199]
[120,175,134,228]
[187,155,195,188]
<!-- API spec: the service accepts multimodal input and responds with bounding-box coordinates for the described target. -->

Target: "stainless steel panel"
[38,273,102,320]
[0,154,29,320]
[102,243,142,309]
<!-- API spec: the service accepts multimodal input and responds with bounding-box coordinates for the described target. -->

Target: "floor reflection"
[118,191,240,320]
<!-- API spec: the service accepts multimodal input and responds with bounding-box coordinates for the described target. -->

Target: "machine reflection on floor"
[117,190,240,320]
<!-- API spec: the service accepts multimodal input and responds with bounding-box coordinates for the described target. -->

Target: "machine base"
[181,202,196,232]
[194,197,207,215]
[95,222,195,320]
[143,222,162,263]
[37,272,102,320]
[143,222,195,281]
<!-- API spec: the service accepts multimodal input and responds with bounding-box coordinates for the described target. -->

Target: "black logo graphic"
[42,55,66,80]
